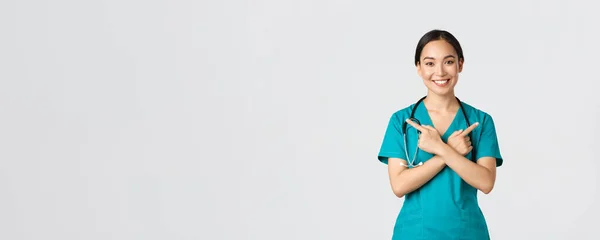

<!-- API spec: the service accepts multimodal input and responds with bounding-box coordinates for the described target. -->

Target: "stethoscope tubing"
[400,96,475,168]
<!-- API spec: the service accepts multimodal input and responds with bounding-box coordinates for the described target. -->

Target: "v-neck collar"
[416,101,461,140]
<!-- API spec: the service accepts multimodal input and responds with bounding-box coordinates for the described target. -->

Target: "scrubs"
[378,101,503,240]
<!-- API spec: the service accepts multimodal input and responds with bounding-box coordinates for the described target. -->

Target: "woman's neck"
[423,92,459,112]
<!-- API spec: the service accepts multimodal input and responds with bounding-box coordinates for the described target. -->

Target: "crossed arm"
[388,156,446,198]
[388,121,497,198]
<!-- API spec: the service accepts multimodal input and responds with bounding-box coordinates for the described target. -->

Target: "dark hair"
[414,29,464,66]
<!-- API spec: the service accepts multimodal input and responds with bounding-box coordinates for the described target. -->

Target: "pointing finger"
[422,125,435,130]
[405,119,425,132]
[449,129,463,137]
[460,122,479,136]
[422,125,439,134]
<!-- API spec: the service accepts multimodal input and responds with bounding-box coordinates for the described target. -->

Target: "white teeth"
[434,80,448,84]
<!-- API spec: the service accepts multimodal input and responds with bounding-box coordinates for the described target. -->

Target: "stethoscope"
[400,96,476,168]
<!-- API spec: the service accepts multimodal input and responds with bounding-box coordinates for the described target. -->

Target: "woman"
[377,29,504,239]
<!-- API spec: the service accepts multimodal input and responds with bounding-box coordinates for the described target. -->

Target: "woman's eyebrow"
[423,55,456,60]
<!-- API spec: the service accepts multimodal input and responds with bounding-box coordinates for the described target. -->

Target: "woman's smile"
[433,79,450,87]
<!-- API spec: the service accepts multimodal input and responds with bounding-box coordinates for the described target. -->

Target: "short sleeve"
[475,114,504,167]
[377,113,407,165]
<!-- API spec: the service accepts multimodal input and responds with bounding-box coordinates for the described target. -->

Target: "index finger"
[459,122,479,136]
[405,119,425,132]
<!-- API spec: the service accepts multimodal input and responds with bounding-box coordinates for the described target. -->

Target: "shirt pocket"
[459,210,490,240]
[394,209,423,239]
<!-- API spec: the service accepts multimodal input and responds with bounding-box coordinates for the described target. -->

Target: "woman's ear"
[458,59,464,73]
[416,62,422,78]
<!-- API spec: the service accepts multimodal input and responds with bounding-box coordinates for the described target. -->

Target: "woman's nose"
[435,66,446,76]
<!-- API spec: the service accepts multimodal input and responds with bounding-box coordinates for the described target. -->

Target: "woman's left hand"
[447,122,479,156]
[405,119,445,155]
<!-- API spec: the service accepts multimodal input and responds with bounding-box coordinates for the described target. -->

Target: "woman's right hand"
[405,119,445,155]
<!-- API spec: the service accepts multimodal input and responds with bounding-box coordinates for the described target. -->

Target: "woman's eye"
[446,60,454,64]
[425,62,433,66]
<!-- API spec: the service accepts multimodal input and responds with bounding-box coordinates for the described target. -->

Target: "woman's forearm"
[437,145,496,194]
[389,156,446,198]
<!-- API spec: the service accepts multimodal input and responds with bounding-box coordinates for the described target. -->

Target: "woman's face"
[416,39,463,97]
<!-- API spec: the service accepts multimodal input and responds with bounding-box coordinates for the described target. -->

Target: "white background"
[1,0,599,239]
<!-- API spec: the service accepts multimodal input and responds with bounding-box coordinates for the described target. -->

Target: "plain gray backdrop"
[1,0,599,239]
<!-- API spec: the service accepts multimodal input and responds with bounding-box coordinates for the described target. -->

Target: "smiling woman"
[377,29,504,239]
[415,30,464,96]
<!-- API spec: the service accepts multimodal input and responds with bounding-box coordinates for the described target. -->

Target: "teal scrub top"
[378,101,503,240]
